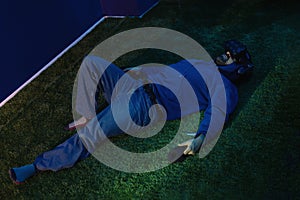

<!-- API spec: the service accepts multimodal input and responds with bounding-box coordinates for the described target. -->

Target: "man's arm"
[179,104,213,155]
[181,98,229,155]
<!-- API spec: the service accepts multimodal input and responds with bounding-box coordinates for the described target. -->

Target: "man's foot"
[9,164,36,184]
[64,116,89,131]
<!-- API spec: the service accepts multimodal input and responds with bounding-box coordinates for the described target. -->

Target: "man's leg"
[9,133,89,184]
[9,93,160,184]
[9,69,161,183]
[34,97,139,172]
[9,107,114,184]
[9,88,150,181]
[9,92,153,184]
[33,134,90,171]
[79,86,162,153]
[66,55,128,130]
[75,55,126,119]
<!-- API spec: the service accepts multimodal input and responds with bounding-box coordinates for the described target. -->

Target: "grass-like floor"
[0,0,299,199]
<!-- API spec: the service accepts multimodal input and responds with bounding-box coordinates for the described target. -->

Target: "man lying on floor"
[9,40,253,184]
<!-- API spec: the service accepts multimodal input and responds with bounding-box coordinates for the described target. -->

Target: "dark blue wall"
[0,0,159,106]
[0,0,103,104]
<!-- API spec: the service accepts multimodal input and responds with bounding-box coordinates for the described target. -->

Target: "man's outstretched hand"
[178,134,205,155]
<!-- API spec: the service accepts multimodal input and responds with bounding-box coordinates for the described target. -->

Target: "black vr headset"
[215,40,254,82]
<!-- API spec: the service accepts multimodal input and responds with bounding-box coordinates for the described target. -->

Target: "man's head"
[215,40,254,83]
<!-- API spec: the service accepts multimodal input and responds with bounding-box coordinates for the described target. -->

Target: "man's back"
[139,59,238,120]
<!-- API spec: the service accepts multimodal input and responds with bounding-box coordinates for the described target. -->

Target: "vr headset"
[215,40,254,82]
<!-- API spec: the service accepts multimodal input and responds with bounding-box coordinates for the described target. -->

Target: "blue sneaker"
[9,164,36,184]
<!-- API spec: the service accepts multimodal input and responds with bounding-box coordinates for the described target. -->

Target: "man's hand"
[124,67,147,80]
[178,134,205,155]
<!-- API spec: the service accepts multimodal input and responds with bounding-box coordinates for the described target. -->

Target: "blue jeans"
[34,56,157,171]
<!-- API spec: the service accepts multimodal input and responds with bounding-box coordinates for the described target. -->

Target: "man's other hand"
[178,134,205,155]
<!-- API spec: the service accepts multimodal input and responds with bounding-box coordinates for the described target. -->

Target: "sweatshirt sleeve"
[195,75,237,138]
[195,100,229,138]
